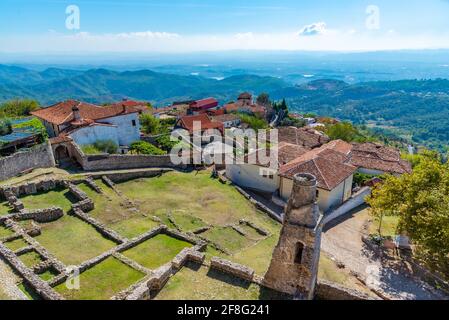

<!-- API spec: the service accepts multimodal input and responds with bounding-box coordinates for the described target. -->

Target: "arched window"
[294,242,305,264]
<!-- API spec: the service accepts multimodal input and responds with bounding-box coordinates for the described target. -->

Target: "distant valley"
[0,64,449,151]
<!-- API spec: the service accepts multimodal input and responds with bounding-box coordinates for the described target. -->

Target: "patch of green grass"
[38,268,59,282]
[18,251,43,268]
[116,172,280,233]
[19,187,76,213]
[239,224,267,240]
[123,234,192,270]
[229,233,279,276]
[0,225,14,239]
[77,182,159,239]
[369,215,400,237]
[202,227,255,254]
[35,215,116,266]
[0,201,12,216]
[155,262,288,300]
[4,238,28,251]
[109,216,159,239]
[18,282,41,300]
[54,257,145,300]
[170,211,207,232]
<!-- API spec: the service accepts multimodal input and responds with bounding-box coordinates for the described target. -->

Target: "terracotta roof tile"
[31,100,140,125]
[176,114,224,134]
[349,142,412,174]
[277,126,330,149]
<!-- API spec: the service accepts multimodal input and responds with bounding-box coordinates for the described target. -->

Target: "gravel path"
[322,206,448,300]
[0,257,28,300]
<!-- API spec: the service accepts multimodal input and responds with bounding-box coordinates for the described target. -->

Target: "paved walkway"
[322,206,448,300]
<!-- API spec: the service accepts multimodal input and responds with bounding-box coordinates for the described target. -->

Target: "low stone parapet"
[72,199,95,213]
[68,183,89,201]
[210,257,255,282]
[316,280,378,300]
[0,243,63,300]
[147,264,173,291]
[16,207,64,223]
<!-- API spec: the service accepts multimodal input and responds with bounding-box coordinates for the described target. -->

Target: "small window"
[132,120,137,127]
[294,242,305,264]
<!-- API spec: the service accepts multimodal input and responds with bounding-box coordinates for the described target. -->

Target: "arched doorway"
[54,145,70,163]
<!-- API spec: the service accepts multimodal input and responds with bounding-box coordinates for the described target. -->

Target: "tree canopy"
[367,151,449,274]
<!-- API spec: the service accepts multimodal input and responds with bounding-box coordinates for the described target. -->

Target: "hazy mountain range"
[0,61,449,150]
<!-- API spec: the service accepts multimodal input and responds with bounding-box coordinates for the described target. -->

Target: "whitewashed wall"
[226,164,279,193]
[98,113,140,146]
[69,125,119,146]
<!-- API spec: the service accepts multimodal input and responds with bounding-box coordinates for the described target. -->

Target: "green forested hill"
[272,79,449,151]
[0,65,288,105]
[1,63,449,150]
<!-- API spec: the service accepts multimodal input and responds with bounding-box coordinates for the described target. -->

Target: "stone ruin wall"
[0,141,56,182]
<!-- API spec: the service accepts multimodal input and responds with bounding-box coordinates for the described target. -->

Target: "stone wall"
[316,280,378,300]
[210,257,255,282]
[0,142,55,182]
[15,207,64,223]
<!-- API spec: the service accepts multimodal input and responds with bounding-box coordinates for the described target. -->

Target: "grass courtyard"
[19,187,76,213]
[0,201,12,216]
[155,262,290,300]
[77,181,159,239]
[54,257,145,300]
[35,215,116,266]
[115,171,282,275]
[123,234,192,270]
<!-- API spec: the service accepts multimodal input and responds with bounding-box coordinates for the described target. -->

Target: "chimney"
[72,103,82,122]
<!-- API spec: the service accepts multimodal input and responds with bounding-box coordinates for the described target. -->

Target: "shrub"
[0,99,40,118]
[155,135,177,152]
[81,140,118,155]
[93,140,119,154]
[130,141,166,155]
[0,119,12,136]
[238,113,268,131]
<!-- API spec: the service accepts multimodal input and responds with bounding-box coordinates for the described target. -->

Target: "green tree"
[256,93,271,107]
[367,154,449,275]
[139,114,161,135]
[325,122,360,142]
[0,99,40,117]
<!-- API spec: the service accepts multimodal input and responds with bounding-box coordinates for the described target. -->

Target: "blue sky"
[0,0,449,52]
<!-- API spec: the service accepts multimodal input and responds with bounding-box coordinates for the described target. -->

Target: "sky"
[0,0,449,53]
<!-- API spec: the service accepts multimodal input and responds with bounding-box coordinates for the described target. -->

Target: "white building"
[32,100,141,148]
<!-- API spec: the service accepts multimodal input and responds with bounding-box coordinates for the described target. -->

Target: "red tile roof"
[189,98,219,111]
[277,126,330,149]
[349,142,412,174]
[245,142,310,168]
[176,114,224,134]
[280,156,356,191]
[31,100,140,125]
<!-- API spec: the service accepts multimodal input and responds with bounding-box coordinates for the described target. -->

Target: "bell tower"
[263,173,322,300]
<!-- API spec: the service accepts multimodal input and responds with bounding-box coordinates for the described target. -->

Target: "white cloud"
[2,29,449,53]
[298,22,327,36]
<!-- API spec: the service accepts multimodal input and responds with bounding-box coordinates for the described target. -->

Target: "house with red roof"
[188,98,219,115]
[175,114,224,135]
[31,100,141,148]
